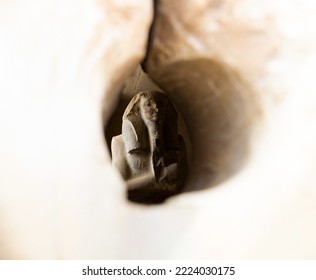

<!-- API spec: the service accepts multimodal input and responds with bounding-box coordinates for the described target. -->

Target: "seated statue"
[111,90,188,203]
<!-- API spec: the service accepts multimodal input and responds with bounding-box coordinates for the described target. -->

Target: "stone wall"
[0,0,315,259]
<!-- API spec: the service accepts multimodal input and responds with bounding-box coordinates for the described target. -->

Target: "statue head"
[140,94,167,123]
[123,90,175,124]
[122,91,179,151]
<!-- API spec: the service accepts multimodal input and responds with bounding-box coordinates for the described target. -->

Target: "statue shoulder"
[122,116,148,151]
[111,135,130,179]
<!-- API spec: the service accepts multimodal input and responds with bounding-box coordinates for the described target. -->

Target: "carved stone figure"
[111,90,187,203]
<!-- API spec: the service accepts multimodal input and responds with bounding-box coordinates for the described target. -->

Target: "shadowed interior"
[105,59,258,202]
[147,58,258,191]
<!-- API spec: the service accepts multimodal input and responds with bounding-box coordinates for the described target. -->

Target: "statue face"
[140,96,166,122]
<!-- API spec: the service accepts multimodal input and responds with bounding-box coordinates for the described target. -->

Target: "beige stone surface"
[0,0,152,258]
[0,0,316,259]
[141,0,316,258]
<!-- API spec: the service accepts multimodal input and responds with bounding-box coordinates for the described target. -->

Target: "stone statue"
[111,90,187,203]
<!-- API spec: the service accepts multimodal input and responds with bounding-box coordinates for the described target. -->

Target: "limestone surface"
[0,0,316,259]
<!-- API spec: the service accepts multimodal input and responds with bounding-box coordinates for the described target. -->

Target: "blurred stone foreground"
[0,0,315,259]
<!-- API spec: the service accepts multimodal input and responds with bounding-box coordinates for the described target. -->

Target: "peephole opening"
[105,65,191,204]
[105,59,257,204]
